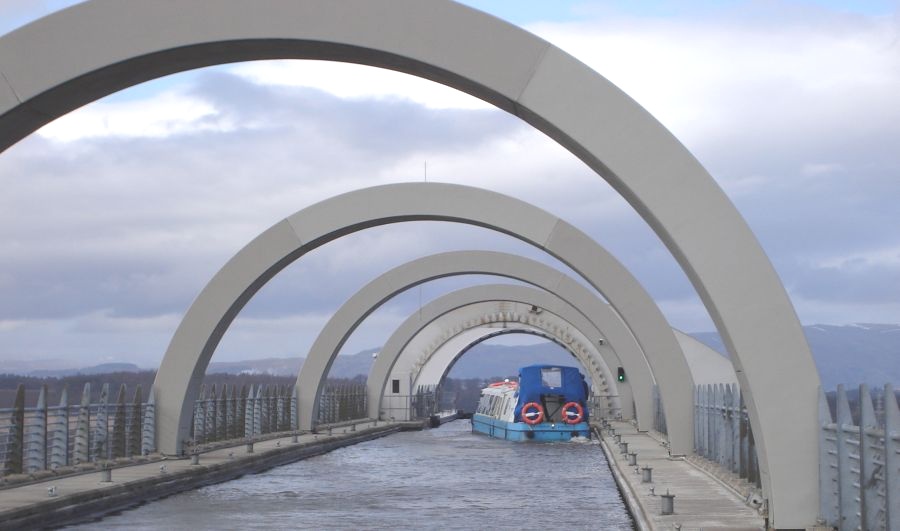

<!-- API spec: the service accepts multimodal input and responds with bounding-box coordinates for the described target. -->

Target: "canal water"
[69,420,633,530]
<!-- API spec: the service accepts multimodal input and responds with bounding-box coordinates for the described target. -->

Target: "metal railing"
[819,383,898,531]
[379,385,440,421]
[1,383,155,476]
[693,383,761,488]
[190,383,296,447]
[316,382,366,425]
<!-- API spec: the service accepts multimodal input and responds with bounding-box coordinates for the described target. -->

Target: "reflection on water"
[69,420,633,530]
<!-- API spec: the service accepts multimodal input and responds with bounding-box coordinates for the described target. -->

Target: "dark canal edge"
[593,425,649,531]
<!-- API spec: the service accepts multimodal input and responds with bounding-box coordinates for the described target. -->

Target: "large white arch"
[378,297,620,421]
[151,183,695,457]
[296,250,656,433]
[1,2,820,523]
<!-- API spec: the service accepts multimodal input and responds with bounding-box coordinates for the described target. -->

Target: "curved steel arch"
[153,183,692,453]
[372,285,616,419]
[384,300,631,416]
[393,305,622,417]
[1,2,820,522]
[296,250,654,431]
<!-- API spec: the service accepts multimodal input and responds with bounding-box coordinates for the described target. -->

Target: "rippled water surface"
[70,420,633,530]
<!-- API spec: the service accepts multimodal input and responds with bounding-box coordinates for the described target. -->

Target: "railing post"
[129,385,142,457]
[194,384,206,445]
[207,384,217,443]
[49,385,69,470]
[92,383,109,462]
[226,384,235,440]
[2,384,25,474]
[260,386,270,434]
[73,383,90,464]
[141,388,155,455]
[112,384,126,459]
[836,384,857,531]
[818,387,839,527]
[731,384,740,474]
[885,383,899,531]
[253,386,262,436]
[25,384,47,473]
[290,385,298,432]
[218,384,227,441]
[238,385,248,438]
[244,384,255,438]
[858,384,879,531]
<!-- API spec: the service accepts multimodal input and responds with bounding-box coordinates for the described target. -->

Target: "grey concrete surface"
[598,420,764,531]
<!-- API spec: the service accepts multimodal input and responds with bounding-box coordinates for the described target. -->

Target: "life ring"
[561,402,584,424]
[521,402,544,425]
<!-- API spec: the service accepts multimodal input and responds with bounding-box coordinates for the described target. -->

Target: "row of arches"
[0,2,820,525]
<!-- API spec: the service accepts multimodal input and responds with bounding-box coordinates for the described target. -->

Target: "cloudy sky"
[0,0,898,369]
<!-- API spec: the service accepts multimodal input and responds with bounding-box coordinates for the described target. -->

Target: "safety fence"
[693,383,761,488]
[316,382,367,425]
[380,385,440,421]
[1,383,155,476]
[819,383,898,531]
[191,383,296,446]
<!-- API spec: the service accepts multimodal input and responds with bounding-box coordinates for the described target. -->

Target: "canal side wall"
[0,423,401,530]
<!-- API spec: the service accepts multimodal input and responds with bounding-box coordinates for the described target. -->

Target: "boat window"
[541,367,562,388]
[391,379,400,394]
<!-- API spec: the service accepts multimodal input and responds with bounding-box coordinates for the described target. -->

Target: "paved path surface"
[600,421,765,531]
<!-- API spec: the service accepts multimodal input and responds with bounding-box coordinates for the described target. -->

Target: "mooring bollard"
[47,485,58,498]
[100,464,112,483]
[627,452,637,466]
[246,441,254,454]
[660,490,675,515]
[291,433,299,444]
[619,442,629,454]
[641,466,653,483]
[327,427,333,436]
[191,453,200,465]
[614,434,622,443]
[350,423,356,432]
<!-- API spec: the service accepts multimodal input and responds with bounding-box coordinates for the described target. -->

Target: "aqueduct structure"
[0,1,824,526]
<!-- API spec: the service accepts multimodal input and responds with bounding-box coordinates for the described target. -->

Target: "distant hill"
[690,323,900,389]
[2,324,897,389]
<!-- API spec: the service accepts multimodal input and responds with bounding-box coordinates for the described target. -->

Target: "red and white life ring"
[521,402,544,425]
[561,402,584,424]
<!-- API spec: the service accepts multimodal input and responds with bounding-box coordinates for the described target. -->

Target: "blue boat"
[471,365,591,442]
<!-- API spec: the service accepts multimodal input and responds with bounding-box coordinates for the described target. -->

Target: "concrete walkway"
[599,421,765,531]
[0,420,399,530]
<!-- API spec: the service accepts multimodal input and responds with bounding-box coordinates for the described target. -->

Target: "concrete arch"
[373,286,617,421]
[2,2,820,522]
[296,250,654,431]
[152,183,695,457]
[392,304,623,418]
[382,300,619,420]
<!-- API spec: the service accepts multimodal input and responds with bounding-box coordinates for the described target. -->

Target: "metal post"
[74,383,90,465]
[290,385,298,432]
[25,385,47,473]
[818,387,839,527]
[244,384,255,439]
[141,389,155,455]
[253,386,262,436]
[216,385,226,441]
[50,386,69,470]
[129,385,142,457]
[858,384,879,531]
[112,384,126,459]
[836,384,857,531]
[92,383,109,462]
[3,384,25,474]
[207,384,217,443]
[641,466,652,483]
[260,386,270,434]
[194,385,206,445]
[884,383,899,531]
[660,490,675,515]
[238,384,247,438]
